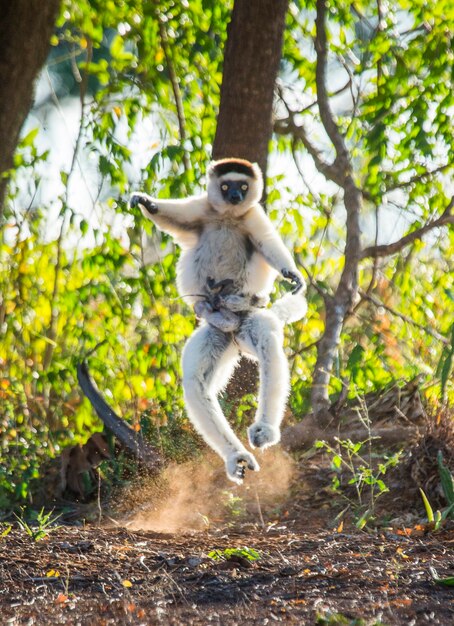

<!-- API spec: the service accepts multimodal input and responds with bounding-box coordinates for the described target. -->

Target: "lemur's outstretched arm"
[130,192,210,241]
[243,205,305,293]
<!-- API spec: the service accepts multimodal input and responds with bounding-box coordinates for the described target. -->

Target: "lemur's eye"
[221,184,228,192]
[241,184,248,191]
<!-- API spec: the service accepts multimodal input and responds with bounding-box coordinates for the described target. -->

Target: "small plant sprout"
[314,391,404,528]
[222,490,245,518]
[14,507,62,541]
[419,451,454,531]
[315,437,402,528]
[207,546,261,563]
[0,524,12,539]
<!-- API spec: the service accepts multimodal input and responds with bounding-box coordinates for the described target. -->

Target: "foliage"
[419,451,454,530]
[437,450,454,509]
[14,507,61,541]
[207,546,261,563]
[316,611,385,626]
[315,390,402,529]
[281,0,454,407]
[430,569,454,587]
[222,491,246,518]
[316,437,402,528]
[0,524,12,539]
[1,0,453,511]
[315,393,403,526]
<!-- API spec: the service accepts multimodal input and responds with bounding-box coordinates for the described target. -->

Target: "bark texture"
[309,0,362,422]
[0,0,61,218]
[212,0,289,180]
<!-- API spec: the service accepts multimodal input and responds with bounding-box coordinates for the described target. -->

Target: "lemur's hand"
[194,301,214,318]
[130,193,158,215]
[282,268,305,294]
[217,294,250,312]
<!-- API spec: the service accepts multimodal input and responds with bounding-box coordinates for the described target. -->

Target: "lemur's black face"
[220,180,249,205]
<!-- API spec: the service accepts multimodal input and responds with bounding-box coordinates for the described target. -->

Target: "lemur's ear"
[207,160,217,177]
[250,162,262,182]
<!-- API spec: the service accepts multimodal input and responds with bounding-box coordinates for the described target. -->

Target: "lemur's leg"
[182,324,259,484]
[236,309,289,449]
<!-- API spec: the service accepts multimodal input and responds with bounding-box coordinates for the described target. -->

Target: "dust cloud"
[124,448,296,533]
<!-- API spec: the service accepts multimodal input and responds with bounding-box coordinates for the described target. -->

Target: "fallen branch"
[77,361,161,470]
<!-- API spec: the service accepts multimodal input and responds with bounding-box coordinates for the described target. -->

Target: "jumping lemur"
[130,158,306,484]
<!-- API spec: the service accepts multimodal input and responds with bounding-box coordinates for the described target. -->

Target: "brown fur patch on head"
[209,158,258,179]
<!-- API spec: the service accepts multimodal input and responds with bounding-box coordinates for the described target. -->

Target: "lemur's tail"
[271,291,307,324]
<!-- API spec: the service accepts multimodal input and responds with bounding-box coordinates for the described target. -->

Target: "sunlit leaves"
[2,0,454,510]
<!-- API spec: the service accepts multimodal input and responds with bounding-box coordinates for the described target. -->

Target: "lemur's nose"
[228,189,243,204]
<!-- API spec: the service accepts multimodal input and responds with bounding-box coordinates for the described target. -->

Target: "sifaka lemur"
[130,158,307,484]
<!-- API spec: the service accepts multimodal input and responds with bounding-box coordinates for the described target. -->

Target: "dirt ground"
[1,522,454,625]
[2,447,454,626]
[2,401,454,626]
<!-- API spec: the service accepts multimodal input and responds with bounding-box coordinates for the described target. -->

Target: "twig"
[297,257,332,302]
[254,487,266,529]
[276,78,352,115]
[42,217,65,371]
[97,470,102,526]
[290,338,321,358]
[274,115,345,188]
[384,163,452,193]
[359,288,450,345]
[361,196,454,259]
[157,16,190,174]
[43,40,93,371]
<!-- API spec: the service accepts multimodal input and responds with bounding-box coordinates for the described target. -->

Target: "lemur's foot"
[248,422,281,449]
[130,193,158,215]
[226,451,260,485]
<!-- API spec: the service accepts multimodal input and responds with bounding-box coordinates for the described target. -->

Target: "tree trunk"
[0,0,61,219]
[213,0,289,396]
[212,0,289,180]
[311,178,362,421]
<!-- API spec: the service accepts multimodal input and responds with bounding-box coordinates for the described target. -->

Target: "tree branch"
[384,163,452,193]
[276,78,352,115]
[158,16,190,174]
[315,0,350,172]
[361,197,454,260]
[309,0,363,420]
[274,115,345,186]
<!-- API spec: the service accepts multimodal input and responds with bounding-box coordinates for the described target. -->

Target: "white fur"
[130,159,307,484]
[271,291,307,324]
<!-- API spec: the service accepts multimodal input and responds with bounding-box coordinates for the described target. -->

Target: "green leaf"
[431,568,454,586]
[419,488,435,523]
[21,128,39,147]
[437,451,454,507]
